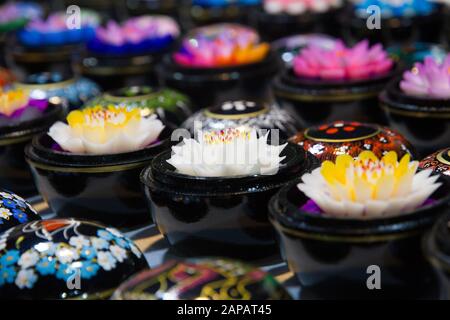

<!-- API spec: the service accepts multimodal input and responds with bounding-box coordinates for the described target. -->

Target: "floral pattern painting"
[0,219,147,299]
[0,191,40,234]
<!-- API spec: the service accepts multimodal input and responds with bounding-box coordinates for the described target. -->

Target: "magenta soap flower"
[400,54,450,99]
[293,39,394,80]
[95,15,179,47]
[173,24,270,68]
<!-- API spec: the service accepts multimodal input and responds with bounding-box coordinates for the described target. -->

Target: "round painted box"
[112,258,291,300]
[289,121,416,162]
[0,219,148,299]
[15,71,100,111]
[0,190,40,234]
[86,86,192,127]
[182,100,300,140]
[419,148,450,177]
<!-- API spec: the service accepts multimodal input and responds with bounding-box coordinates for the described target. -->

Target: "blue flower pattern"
[0,192,38,227]
[0,225,143,290]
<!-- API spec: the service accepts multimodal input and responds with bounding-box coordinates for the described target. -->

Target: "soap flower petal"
[293,39,393,81]
[298,150,441,218]
[167,127,286,177]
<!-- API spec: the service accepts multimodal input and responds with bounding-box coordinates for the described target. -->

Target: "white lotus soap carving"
[298,151,441,218]
[167,127,287,177]
[48,106,164,155]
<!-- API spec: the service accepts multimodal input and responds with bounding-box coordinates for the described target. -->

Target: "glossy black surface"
[182,100,300,140]
[189,3,257,27]
[341,6,445,46]
[255,7,343,41]
[25,130,171,230]
[269,177,450,299]
[0,103,64,197]
[423,212,450,300]
[141,143,318,259]
[76,51,167,91]
[159,50,281,110]
[0,219,148,299]
[379,78,450,158]
[273,67,400,127]
[10,44,75,78]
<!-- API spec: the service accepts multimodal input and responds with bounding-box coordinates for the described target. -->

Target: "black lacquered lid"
[142,142,319,195]
[0,219,148,299]
[112,258,292,300]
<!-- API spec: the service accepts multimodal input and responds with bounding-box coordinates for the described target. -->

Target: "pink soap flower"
[293,39,394,81]
[264,0,343,14]
[400,54,450,99]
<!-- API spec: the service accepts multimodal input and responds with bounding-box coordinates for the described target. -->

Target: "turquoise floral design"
[1,250,20,266]
[36,258,57,276]
[0,220,144,291]
[0,191,39,228]
[0,266,16,285]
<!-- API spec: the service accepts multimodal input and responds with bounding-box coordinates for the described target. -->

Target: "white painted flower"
[18,250,40,269]
[298,151,442,218]
[15,269,38,289]
[97,251,117,271]
[55,246,79,264]
[91,237,109,250]
[0,192,13,199]
[69,236,90,249]
[109,245,127,263]
[106,227,123,238]
[48,106,164,155]
[129,243,142,258]
[167,128,286,177]
[0,208,12,219]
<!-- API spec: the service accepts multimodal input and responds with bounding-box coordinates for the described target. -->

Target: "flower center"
[203,128,251,145]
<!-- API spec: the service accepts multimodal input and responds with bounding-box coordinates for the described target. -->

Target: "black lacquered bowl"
[159,50,281,110]
[255,6,343,41]
[10,43,76,78]
[273,66,400,127]
[188,3,258,27]
[0,219,148,299]
[76,50,168,91]
[269,177,450,299]
[341,5,445,46]
[25,128,172,230]
[379,78,450,158]
[423,212,450,300]
[140,142,318,259]
[0,102,64,197]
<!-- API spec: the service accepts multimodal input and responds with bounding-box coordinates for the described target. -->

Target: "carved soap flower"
[0,88,48,120]
[352,0,436,18]
[293,39,393,80]
[298,151,441,218]
[48,106,164,155]
[399,54,450,99]
[89,15,179,54]
[264,0,343,14]
[18,10,100,46]
[173,24,270,68]
[167,128,286,177]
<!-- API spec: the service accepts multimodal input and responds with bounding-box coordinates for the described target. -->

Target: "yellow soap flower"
[298,151,441,218]
[0,89,29,117]
[48,105,164,155]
